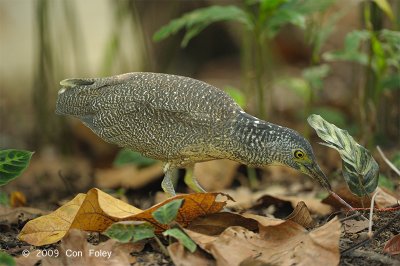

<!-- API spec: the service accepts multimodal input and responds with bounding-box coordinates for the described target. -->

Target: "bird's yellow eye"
[294,149,305,159]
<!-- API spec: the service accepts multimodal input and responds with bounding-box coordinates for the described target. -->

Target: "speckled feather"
[55,72,315,170]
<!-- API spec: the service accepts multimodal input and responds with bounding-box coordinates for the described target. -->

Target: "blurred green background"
[0,0,399,202]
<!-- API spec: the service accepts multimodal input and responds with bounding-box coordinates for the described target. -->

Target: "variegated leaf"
[308,114,379,196]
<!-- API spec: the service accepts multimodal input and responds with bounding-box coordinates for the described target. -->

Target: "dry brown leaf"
[187,212,258,235]
[18,188,230,246]
[41,229,133,266]
[10,191,27,207]
[194,159,240,191]
[224,187,332,215]
[168,242,216,266]
[383,234,400,255]
[374,187,399,208]
[0,206,48,224]
[15,250,41,266]
[322,185,371,209]
[95,163,163,189]
[188,215,341,266]
[343,219,369,234]
[285,201,314,228]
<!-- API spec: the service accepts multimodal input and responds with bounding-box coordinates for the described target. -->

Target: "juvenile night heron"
[56,72,331,196]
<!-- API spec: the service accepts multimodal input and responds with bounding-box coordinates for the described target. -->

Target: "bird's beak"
[303,163,332,191]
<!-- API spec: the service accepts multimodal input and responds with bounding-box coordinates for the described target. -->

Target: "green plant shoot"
[152,199,184,225]
[308,114,379,197]
[163,228,197,253]
[104,221,155,243]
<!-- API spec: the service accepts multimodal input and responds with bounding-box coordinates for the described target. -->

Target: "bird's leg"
[161,163,176,197]
[184,166,206,193]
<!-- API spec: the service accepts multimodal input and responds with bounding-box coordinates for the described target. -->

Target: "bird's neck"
[227,112,283,166]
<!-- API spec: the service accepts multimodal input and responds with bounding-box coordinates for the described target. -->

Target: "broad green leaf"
[373,0,394,22]
[104,221,155,243]
[152,199,184,225]
[113,149,157,168]
[308,114,379,197]
[266,9,306,37]
[302,64,330,90]
[323,30,370,65]
[0,251,15,266]
[153,5,252,47]
[380,30,400,69]
[163,228,197,253]
[224,86,246,109]
[0,150,33,186]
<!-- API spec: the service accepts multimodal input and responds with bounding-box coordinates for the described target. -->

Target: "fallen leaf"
[224,187,332,216]
[10,191,26,207]
[188,215,341,266]
[285,201,314,228]
[0,206,48,224]
[19,189,230,246]
[187,212,258,235]
[95,163,163,189]
[15,250,41,266]
[322,185,370,209]
[383,234,400,255]
[194,159,239,191]
[343,219,369,234]
[168,242,215,266]
[40,229,134,266]
[374,187,399,208]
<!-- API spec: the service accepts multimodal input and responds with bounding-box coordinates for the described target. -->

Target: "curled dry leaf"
[194,159,240,191]
[187,212,258,235]
[187,215,341,266]
[18,188,230,246]
[168,242,215,266]
[286,201,314,229]
[343,219,369,234]
[95,163,163,189]
[383,234,400,255]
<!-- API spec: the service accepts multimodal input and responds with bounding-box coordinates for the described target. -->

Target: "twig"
[341,211,400,255]
[329,190,368,221]
[377,146,400,176]
[368,190,379,237]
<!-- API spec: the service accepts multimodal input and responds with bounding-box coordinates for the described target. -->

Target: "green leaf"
[373,0,394,22]
[323,30,370,65]
[302,64,330,90]
[0,150,33,186]
[0,192,9,206]
[152,199,184,225]
[308,114,379,197]
[153,5,252,47]
[113,149,157,168]
[224,86,246,109]
[104,221,155,243]
[163,228,197,253]
[0,251,15,266]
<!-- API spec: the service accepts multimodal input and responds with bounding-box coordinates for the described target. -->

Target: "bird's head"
[269,127,331,191]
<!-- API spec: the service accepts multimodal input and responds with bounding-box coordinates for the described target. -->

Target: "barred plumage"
[56,72,331,195]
